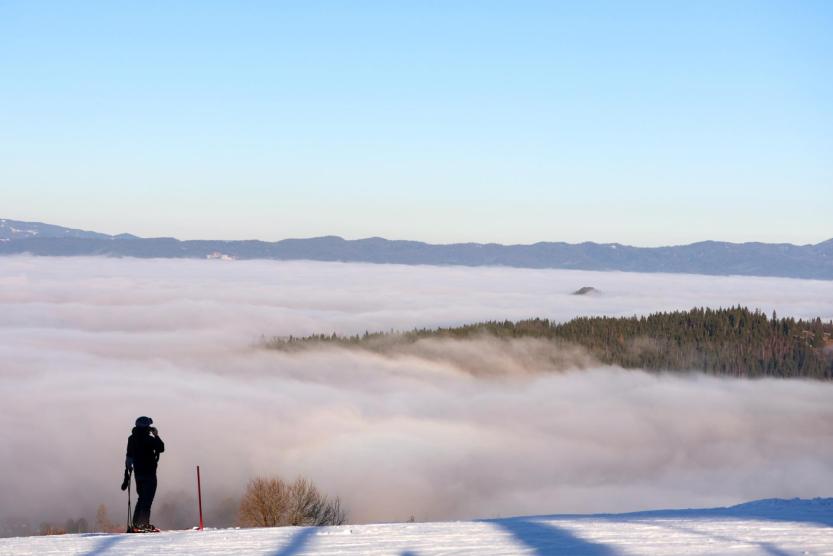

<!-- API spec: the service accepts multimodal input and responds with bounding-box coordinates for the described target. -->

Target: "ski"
[127,525,161,533]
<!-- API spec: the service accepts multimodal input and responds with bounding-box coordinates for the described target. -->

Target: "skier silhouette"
[121,416,165,532]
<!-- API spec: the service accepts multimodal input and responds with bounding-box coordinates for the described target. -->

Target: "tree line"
[270,307,833,380]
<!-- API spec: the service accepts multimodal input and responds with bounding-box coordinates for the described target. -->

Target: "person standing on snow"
[121,416,165,532]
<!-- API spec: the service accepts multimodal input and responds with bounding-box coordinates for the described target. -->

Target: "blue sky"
[1,1,831,245]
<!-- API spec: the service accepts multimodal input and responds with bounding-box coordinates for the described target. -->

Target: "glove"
[121,468,131,491]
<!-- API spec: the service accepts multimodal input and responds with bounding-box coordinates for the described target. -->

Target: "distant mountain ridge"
[2,218,832,280]
[0,218,139,241]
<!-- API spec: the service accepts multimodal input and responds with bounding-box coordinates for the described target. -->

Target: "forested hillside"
[270,307,833,380]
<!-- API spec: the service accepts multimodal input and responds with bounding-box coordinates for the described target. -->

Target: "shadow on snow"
[491,518,620,555]
[79,534,124,556]
[511,498,833,529]
[269,527,317,556]
[481,498,831,556]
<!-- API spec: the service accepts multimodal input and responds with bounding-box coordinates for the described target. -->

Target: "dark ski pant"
[133,473,157,527]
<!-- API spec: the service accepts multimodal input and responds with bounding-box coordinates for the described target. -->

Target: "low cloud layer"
[1,256,832,529]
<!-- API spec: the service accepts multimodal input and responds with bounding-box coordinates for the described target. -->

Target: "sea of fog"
[1,256,832,528]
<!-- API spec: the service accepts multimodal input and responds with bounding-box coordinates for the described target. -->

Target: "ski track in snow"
[2,500,832,556]
[0,518,829,555]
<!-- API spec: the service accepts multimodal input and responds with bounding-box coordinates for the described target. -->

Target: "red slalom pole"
[196,465,205,530]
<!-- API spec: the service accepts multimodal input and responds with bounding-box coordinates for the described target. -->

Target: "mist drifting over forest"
[1,256,832,529]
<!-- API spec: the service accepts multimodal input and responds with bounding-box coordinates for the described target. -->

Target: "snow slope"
[1,498,830,555]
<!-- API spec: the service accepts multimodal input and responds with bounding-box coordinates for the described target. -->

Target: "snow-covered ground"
[2,498,830,555]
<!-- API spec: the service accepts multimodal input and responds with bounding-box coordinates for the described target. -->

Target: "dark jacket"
[126,427,165,475]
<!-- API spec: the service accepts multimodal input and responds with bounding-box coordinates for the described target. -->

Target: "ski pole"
[126,470,132,532]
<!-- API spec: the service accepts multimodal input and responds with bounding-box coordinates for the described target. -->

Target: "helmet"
[135,416,154,428]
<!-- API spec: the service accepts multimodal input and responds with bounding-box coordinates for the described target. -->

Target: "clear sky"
[1,1,831,246]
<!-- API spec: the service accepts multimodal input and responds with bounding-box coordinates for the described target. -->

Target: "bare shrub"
[64,518,89,533]
[239,476,346,527]
[38,523,63,535]
[239,477,288,527]
[94,504,112,532]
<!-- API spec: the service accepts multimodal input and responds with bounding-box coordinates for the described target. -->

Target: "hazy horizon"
[3,217,832,247]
